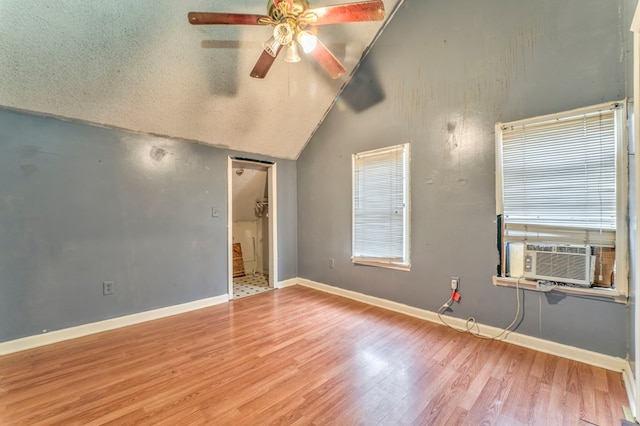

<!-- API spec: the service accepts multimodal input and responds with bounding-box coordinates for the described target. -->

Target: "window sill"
[492,276,628,304]
[352,259,411,271]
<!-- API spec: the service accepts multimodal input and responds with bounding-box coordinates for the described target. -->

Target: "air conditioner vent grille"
[525,244,588,255]
[523,244,593,286]
[535,252,588,281]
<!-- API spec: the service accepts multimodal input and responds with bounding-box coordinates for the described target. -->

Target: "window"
[352,143,410,270]
[495,101,628,297]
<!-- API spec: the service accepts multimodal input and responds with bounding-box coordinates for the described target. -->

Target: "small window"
[495,101,628,296]
[352,143,410,270]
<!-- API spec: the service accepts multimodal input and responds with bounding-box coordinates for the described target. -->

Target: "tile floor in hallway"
[233,273,272,299]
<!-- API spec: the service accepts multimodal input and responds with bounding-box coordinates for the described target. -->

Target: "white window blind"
[352,143,410,269]
[498,102,623,246]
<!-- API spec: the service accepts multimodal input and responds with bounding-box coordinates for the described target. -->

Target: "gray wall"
[298,0,634,357]
[0,108,297,343]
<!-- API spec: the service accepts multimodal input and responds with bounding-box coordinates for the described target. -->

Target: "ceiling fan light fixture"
[262,35,281,57]
[297,30,317,54]
[273,23,294,45]
[285,42,301,63]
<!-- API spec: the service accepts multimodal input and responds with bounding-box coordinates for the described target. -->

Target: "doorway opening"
[228,158,278,299]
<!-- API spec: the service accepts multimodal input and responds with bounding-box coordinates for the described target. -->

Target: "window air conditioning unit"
[523,244,594,286]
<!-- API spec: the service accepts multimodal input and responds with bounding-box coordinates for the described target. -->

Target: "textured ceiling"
[0,0,400,160]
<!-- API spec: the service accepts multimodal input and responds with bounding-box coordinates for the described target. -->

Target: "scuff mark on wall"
[499,20,539,89]
[391,12,540,133]
[19,164,38,177]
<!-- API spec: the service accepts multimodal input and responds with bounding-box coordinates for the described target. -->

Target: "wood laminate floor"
[0,285,629,425]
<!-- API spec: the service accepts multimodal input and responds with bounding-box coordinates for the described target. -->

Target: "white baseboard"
[623,360,638,420]
[296,278,628,373]
[277,278,299,289]
[0,294,229,356]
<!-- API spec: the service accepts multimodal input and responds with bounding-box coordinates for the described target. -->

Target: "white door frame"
[631,4,640,419]
[267,163,279,288]
[227,157,278,299]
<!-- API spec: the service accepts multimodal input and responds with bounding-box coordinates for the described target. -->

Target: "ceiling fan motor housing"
[267,0,310,17]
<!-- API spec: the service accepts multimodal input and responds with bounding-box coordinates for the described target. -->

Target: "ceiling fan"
[188,0,385,79]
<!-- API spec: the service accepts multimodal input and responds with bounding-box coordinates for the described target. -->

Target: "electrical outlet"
[329,258,335,269]
[450,277,459,290]
[103,281,114,295]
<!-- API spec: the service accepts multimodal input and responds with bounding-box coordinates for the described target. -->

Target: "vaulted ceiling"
[0,1,401,159]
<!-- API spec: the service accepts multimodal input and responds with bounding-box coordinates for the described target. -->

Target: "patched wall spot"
[150,146,167,162]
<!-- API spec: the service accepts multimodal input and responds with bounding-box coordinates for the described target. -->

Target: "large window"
[352,143,410,270]
[495,101,628,297]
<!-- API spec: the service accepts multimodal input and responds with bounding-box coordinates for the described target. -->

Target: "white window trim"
[352,143,411,271]
[495,100,629,300]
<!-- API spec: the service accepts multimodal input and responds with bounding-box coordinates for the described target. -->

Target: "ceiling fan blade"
[188,12,268,25]
[305,1,385,25]
[310,39,346,79]
[250,46,283,79]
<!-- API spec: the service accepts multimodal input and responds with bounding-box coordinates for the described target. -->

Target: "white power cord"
[436,278,522,341]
